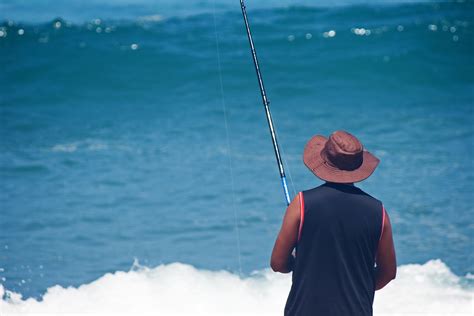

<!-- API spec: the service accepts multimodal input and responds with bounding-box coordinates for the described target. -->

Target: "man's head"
[303,130,379,183]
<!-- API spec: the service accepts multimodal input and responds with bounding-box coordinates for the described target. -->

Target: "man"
[271,130,396,316]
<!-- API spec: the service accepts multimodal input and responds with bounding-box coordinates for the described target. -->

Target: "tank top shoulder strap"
[297,191,305,242]
[379,205,386,241]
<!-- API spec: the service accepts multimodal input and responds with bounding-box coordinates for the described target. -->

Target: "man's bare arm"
[270,194,300,273]
[375,209,397,290]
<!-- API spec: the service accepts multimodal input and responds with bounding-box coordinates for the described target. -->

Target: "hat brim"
[303,135,380,183]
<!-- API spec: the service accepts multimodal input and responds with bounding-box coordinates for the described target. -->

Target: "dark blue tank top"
[284,182,384,316]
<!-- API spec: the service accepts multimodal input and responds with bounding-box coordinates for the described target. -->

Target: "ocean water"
[0,0,473,314]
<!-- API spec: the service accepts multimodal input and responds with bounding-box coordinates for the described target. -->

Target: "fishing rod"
[239,0,291,206]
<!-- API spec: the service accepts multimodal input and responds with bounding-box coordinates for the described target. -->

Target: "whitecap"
[138,14,163,22]
[51,143,77,153]
[0,259,471,315]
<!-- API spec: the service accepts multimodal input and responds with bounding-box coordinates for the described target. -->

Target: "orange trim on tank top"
[298,191,305,242]
[379,205,386,241]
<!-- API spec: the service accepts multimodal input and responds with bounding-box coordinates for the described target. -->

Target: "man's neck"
[326,181,355,187]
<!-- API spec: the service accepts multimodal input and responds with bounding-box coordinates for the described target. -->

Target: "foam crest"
[51,140,109,153]
[1,260,472,316]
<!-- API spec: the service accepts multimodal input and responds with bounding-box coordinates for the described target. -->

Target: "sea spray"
[1,260,472,315]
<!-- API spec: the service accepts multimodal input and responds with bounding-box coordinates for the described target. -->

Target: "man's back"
[271,131,396,316]
[284,183,384,316]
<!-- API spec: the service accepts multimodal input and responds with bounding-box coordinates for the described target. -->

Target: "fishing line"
[212,0,243,276]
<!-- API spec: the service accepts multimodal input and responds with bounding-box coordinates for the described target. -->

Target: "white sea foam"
[138,14,163,22]
[51,140,109,153]
[1,260,472,316]
[51,143,78,153]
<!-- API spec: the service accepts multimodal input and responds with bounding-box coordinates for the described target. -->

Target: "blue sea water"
[0,0,473,311]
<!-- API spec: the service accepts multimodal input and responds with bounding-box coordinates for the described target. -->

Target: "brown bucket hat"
[303,130,380,183]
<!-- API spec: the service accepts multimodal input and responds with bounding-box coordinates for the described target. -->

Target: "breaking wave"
[1,259,472,315]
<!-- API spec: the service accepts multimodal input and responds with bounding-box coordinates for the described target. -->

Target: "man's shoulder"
[302,183,326,195]
[356,187,382,204]
[303,183,382,205]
